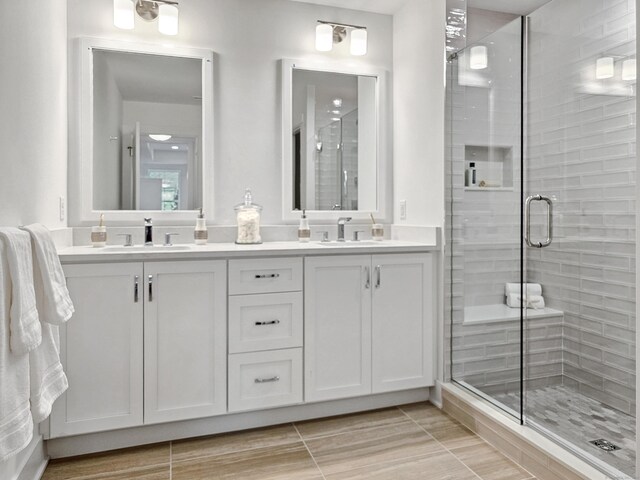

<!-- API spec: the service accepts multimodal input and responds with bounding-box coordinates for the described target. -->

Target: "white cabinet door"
[304,256,372,402]
[143,260,227,424]
[50,263,144,438]
[371,253,434,393]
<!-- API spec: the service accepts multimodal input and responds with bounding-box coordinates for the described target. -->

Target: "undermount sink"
[101,245,193,253]
[317,241,381,246]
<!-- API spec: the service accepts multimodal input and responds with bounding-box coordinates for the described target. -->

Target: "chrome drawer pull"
[255,320,281,326]
[134,275,139,303]
[148,275,153,301]
[255,273,280,279]
[255,375,280,384]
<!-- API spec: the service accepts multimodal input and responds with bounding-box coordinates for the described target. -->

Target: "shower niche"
[464,144,513,191]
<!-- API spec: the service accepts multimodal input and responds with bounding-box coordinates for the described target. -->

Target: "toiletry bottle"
[298,210,310,242]
[194,208,208,245]
[465,162,477,187]
[91,213,107,247]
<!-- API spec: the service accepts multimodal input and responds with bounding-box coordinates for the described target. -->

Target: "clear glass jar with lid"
[235,188,262,244]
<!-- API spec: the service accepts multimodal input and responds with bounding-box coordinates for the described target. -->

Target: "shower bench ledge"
[463,304,564,325]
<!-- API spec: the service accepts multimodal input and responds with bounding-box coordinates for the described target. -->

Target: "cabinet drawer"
[229,292,303,353]
[228,349,302,412]
[229,258,302,295]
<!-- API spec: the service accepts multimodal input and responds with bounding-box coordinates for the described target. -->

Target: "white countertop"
[58,240,437,263]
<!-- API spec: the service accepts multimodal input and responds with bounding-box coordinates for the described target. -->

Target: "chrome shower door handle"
[525,194,553,248]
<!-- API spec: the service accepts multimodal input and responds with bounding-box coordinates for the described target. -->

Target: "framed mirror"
[281,59,390,222]
[72,38,214,224]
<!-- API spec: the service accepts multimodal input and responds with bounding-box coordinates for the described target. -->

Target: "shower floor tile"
[494,385,636,478]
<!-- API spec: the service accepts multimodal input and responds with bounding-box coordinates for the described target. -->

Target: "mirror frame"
[281,59,390,223]
[71,37,214,225]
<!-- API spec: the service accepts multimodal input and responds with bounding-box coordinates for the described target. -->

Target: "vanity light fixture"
[622,58,636,81]
[469,45,488,70]
[595,56,614,79]
[350,28,368,56]
[113,0,180,36]
[149,134,172,141]
[315,21,368,56]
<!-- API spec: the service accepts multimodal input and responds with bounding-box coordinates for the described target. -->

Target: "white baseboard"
[47,388,430,458]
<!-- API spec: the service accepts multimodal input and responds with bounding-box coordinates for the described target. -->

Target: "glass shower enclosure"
[447,1,636,478]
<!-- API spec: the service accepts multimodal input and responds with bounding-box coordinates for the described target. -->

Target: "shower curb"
[440,382,621,480]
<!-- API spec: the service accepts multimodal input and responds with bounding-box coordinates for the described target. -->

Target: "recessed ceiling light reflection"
[149,134,172,141]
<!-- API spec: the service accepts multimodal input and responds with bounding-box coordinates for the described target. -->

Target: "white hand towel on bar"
[29,259,68,423]
[506,293,545,309]
[0,228,41,354]
[505,283,542,297]
[22,224,74,325]
[0,239,34,461]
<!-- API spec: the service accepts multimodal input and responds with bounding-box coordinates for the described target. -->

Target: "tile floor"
[43,403,538,480]
[494,385,636,478]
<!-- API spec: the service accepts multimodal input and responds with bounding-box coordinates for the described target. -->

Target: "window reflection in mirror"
[92,49,202,211]
[291,69,376,211]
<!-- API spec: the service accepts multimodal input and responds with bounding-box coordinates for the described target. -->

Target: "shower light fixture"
[113,0,180,36]
[469,45,488,70]
[622,58,636,81]
[595,57,614,79]
[316,21,368,56]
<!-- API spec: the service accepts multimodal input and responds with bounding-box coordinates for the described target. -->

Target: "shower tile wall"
[527,0,636,415]
[341,109,359,210]
[315,122,341,210]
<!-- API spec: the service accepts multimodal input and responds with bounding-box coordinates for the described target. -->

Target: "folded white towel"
[23,224,74,325]
[29,259,68,423]
[0,228,41,354]
[0,240,34,462]
[505,283,542,297]
[506,293,545,310]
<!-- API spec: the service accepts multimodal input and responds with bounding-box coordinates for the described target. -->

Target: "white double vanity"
[45,242,435,457]
[44,7,437,458]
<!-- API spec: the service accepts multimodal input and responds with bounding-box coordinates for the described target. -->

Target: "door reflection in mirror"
[292,69,376,211]
[92,49,202,211]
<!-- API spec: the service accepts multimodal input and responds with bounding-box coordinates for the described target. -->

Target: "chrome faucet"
[337,217,352,242]
[144,218,153,246]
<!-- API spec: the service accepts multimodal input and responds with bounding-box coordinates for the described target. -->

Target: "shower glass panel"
[314,109,359,210]
[448,18,524,419]
[523,1,636,477]
[449,0,636,478]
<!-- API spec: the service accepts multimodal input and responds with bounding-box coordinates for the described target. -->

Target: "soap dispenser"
[194,208,208,245]
[298,210,310,242]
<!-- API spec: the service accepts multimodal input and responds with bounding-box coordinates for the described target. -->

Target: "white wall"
[0,0,68,229]
[393,0,446,227]
[67,0,393,225]
[0,1,67,476]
